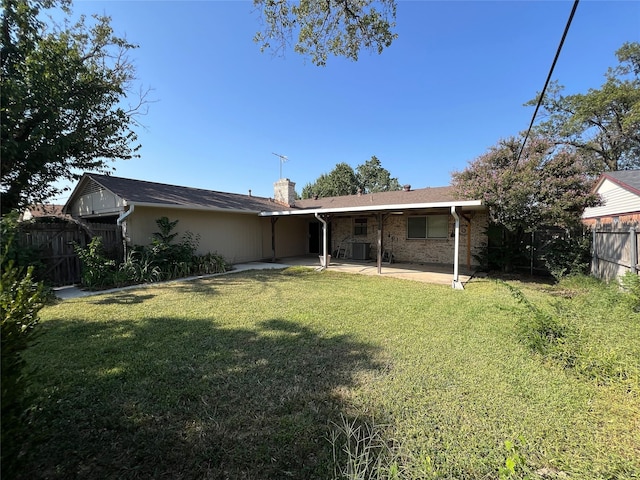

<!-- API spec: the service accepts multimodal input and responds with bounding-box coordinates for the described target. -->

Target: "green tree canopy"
[302,162,358,198]
[527,42,640,172]
[356,155,401,193]
[302,156,400,199]
[252,0,398,66]
[1,0,148,214]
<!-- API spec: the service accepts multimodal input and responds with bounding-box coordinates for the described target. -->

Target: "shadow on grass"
[90,293,156,305]
[20,312,383,479]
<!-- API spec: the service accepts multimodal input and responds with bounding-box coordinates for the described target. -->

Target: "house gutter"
[259,199,483,217]
[451,206,464,290]
[117,204,135,226]
[123,201,263,215]
[314,212,329,271]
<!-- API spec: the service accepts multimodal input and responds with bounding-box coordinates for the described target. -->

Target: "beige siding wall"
[125,207,265,264]
[261,216,309,259]
[330,211,488,267]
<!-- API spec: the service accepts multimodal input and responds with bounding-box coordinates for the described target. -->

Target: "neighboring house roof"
[22,204,70,221]
[65,174,293,214]
[583,169,640,219]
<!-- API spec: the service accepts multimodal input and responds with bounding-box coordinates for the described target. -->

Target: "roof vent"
[403,184,411,192]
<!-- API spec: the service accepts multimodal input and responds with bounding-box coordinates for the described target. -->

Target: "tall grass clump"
[620,271,640,312]
[504,276,640,393]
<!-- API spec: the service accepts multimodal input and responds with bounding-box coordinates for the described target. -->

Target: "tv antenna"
[272,152,288,178]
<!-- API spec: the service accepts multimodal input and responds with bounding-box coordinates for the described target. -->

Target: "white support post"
[630,226,638,274]
[315,213,329,270]
[451,206,463,289]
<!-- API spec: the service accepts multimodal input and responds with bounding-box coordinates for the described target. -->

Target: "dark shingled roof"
[294,186,459,210]
[604,170,640,196]
[85,174,292,212]
[70,174,472,216]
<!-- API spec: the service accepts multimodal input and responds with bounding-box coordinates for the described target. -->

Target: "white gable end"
[68,178,125,218]
[583,178,640,219]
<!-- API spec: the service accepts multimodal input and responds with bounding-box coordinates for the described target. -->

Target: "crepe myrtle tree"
[252,0,398,66]
[452,135,600,272]
[1,0,150,214]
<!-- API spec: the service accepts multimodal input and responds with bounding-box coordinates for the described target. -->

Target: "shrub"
[74,217,229,289]
[1,259,46,474]
[0,212,46,281]
[542,233,592,281]
[117,247,162,285]
[75,237,116,289]
[192,252,229,275]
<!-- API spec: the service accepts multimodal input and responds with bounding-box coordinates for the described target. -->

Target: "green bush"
[117,247,162,285]
[75,237,117,289]
[0,212,46,281]
[74,217,229,289]
[1,259,46,474]
[542,233,592,281]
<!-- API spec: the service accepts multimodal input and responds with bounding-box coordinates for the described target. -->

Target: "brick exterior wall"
[583,213,640,227]
[330,212,488,266]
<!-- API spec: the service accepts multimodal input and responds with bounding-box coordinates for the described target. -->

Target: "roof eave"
[258,200,485,217]
[128,201,264,215]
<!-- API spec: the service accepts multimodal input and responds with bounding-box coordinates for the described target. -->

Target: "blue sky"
[57,0,639,201]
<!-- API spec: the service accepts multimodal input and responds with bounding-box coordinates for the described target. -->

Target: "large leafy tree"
[527,42,640,172]
[253,0,397,66]
[356,155,401,193]
[1,0,147,214]
[302,156,400,198]
[452,135,600,269]
[302,162,358,198]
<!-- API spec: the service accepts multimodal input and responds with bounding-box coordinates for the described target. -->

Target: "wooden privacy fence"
[18,221,121,286]
[591,224,639,281]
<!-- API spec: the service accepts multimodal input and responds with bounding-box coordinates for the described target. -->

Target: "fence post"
[591,227,598,276]
[630,225,638,274]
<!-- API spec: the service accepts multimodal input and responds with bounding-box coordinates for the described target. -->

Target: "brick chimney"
[274,178,296,207]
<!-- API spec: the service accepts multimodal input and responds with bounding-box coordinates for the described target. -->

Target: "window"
[354,217,367,236]
[407,215,448,239]
[407,216,426,239]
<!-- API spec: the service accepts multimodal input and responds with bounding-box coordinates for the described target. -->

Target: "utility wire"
[513,0,580,170]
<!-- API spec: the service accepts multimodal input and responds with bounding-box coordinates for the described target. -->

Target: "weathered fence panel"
[592,225,639,281]
[18,221,121,286]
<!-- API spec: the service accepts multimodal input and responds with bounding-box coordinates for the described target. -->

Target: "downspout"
[116,204,135,226]
[315,212,329,270]
[451,206,463,289]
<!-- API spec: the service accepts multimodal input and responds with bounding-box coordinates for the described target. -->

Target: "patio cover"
[258,197,485,289]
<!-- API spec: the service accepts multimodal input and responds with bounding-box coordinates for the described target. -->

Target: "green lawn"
[17,268,640,479]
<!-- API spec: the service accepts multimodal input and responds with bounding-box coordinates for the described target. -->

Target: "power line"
[514,0,580,170]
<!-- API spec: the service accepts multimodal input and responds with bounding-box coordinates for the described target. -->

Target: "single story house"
[582,170,640,280]
[63,174,489,288]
